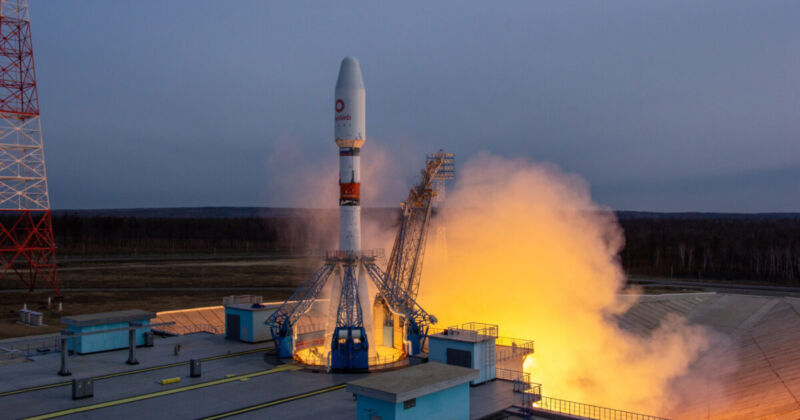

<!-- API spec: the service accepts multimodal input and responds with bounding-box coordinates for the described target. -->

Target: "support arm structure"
[265,263,336,357]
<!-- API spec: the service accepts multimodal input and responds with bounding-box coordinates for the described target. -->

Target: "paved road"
[629,276,800,297]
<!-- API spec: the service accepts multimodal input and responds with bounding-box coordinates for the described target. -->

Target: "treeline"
[619,215,800,284]
[46,209,800,284]
[51,209,399,256]
[53,214,323,255]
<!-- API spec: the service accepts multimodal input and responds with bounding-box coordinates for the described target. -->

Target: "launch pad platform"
[0,332,520,419]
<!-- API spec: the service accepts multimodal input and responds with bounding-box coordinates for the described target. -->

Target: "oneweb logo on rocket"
[335,99,351,121]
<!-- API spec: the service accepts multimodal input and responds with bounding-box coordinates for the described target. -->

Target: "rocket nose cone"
[336,56,365,89]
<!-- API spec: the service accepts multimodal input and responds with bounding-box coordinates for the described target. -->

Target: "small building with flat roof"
[428,323,498,385]
[346,362,478,420]
[224,303,280,343]
[62,309,155,354]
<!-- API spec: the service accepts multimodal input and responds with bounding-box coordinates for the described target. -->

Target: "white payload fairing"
[335,57,365,252]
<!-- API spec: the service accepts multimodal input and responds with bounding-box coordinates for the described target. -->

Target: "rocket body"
[335,57,365,252]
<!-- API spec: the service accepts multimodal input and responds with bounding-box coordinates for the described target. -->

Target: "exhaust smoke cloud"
[419,153,714,416]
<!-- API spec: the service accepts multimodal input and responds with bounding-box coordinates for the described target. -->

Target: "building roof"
[224,303,281,312]
[346,362,478,403]
[62,309,156,327]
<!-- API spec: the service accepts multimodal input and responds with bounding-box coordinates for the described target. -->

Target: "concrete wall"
[356,383,470,420]
[428,336,496,385]
[67,321,151,354]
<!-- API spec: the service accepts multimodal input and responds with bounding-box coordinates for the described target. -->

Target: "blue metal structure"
[330,262,369,371]
[265,151,451,370]
[265,263,336,357]
[386,150,454,304]
[364,262,437,354]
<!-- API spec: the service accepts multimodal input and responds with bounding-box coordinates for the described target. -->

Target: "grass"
[0,255,316,339]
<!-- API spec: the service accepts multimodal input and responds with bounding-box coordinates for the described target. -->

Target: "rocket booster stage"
[335,57,365,252]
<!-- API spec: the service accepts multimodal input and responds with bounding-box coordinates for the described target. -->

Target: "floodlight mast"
[0,0,58,295]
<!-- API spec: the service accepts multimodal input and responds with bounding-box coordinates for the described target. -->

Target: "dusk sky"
[31,1,799,212]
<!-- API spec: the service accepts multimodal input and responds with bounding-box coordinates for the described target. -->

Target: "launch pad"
[267,248,437,371]
[265,57,449,372]
[294,345,405,368]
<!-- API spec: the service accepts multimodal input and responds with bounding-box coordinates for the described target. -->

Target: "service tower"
[335,57,365,251]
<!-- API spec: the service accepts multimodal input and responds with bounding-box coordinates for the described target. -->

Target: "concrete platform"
[8,291,795,419]
[0,332,517,419]
[0,333,265,395]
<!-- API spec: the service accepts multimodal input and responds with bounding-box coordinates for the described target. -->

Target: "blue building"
[224,303,280,343]
[428,323,498,385]
[346,362,478,420]
[61,309,155,354]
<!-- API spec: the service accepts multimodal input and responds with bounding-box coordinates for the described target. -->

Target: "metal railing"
[496,367,530,383]
[315,248,385,260]
[534,396,670,420]
[496,368,543,409]
[460,322,499,337]
[495,336,535,362]
[294,336,325,352]
[294,323,326,335]
[294,347,406,369]
[429,322,499,342]
[222,295,263,305]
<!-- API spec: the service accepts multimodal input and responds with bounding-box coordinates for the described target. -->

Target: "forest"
[618,212,800,284]
[42,208,800,285]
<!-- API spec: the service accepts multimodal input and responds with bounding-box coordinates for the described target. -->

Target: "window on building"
[446,348,472,368]
[403,398,416,409]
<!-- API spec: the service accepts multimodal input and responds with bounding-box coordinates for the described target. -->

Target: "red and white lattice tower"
[0,0,58,295]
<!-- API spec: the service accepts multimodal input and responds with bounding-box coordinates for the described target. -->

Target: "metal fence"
[534,396,670,420]
[0,335,61,361]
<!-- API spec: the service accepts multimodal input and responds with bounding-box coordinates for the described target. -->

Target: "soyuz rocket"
[335,57,365,252]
